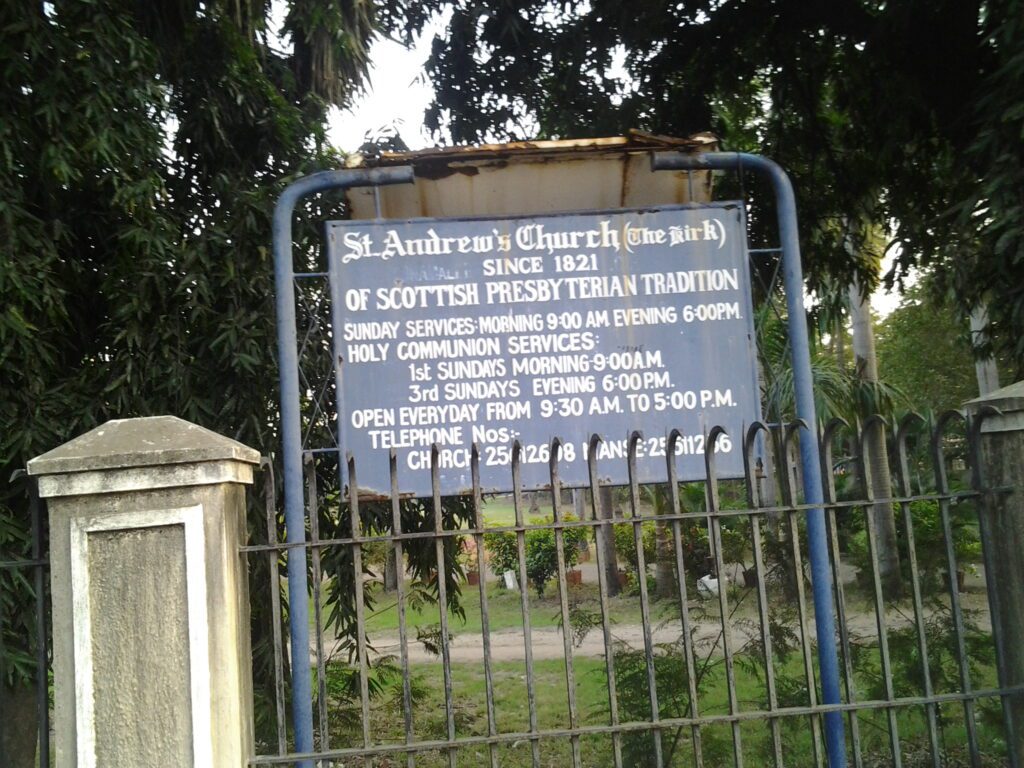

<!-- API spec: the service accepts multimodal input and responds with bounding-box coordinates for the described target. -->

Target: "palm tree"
[756,298,904,591]
[848,277,901,595]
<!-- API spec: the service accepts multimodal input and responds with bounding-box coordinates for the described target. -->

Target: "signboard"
[327,204,759,495]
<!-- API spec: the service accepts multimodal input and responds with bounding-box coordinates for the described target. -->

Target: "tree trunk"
[1,680,38,768]
[834,316,847,372]
[834,316,859,488]
[383,547,399,592]
[849,280,902,596]
[528,492,541,519]
[755,355,781,537]
[573,489,586,520]
[572,489,590,561]
[655,518,675,599]
[598,485,620,597]
[969,304,1001,396]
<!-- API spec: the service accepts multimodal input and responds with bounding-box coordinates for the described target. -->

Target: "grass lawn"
[320,649,1008,767]
[326,657,612,766]
[481,496,520,527]
[354,580,650,636]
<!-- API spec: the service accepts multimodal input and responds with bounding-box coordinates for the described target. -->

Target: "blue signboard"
[327,204,759,495]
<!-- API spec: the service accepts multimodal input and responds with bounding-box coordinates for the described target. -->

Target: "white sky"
[326,25,443,153]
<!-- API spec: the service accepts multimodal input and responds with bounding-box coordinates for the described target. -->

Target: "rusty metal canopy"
[344,130,719,220]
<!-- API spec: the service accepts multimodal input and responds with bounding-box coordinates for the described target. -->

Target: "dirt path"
[313,590,991,666]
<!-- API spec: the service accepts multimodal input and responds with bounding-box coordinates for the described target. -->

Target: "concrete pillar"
[965,381,1024,761]
[27,416,259,768]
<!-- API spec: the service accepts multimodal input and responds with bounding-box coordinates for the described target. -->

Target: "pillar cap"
[28,416,261,477]
[965,380,1024,414]
[964,380,1024,434]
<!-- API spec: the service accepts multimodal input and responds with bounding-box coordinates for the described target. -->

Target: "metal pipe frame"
[272,166,416,761]
[267,154,1013,767]
[651,151,847,767]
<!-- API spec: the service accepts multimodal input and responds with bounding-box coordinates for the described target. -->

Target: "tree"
[598,485,621,597]
[840,222,900,594]
[848,280,900,594]
[391,0,1024,368]
[875,285,1000,415]
[0,2,375,763]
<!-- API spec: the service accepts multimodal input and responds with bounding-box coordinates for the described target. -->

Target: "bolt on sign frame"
[265,151,1023,768]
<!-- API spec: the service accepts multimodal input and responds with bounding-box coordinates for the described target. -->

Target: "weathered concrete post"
[965,380,1024,761]
[28,416,259,768]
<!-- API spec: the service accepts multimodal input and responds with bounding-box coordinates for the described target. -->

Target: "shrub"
[483,530,519,577]
[680,523,712,578]
[613,520,658,571]
[719,525,748,566]
[484,515,588,596]
[524,527,559,597]
[846,499,980,594]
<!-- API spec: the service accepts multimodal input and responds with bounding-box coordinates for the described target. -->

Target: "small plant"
[719,525,748,567]
[483,516,587,596]
[613,520,658,571]
[524,527,560,597]
[483,529,519,577]
[679,523,712,579]
[846,499,980,595]
[324,654,415,735]
[415,623,451,657]
[610,575,801,766]
[455,538,479,572]
[525,516,589,597]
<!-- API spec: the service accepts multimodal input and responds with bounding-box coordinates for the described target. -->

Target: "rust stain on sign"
[344,130,718,220]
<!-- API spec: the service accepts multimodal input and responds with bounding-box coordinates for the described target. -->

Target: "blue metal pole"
[272,166,414,764]
[653,151,848,767]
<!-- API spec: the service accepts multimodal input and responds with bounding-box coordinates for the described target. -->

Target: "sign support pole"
[272,167,415,765]
[653,151,847,768]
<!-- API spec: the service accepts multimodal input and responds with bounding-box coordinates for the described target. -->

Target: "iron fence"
[246,409,1020,767]
[0,473,51,767]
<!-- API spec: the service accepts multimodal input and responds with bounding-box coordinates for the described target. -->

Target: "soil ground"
[315,559,992,665]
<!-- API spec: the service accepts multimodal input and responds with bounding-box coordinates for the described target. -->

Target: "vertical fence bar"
[968,408,1020,768]
[666,430,705,767]
[347,454,373,764]
[511,442,541,767]
[0,573,5,768]
[588,435,623,768]
[782,424,823,767]
[29,477,50,768]
[818,422,864,768]
[652,151,846,766]
[389,450,416,768]
[430,445,457,768]
[549,439,583,768]
[743,424,783,768]
[261,458,289,755]
[931,412,981,766]
[894,415,942,767]
[857,417,902,767]
[0,471,50,768]
[0,545,6,768]
[470,445,500,768]
[627,432,664,766]
[704,427,743,767]
[304,453,330,757]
